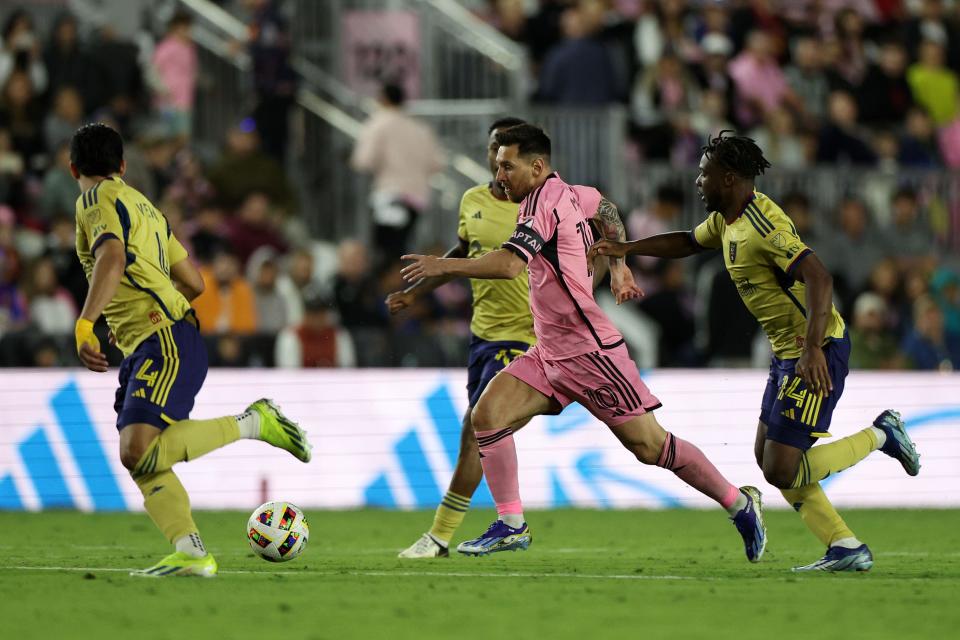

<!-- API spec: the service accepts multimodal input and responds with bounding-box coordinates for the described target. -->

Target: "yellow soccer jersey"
[75,177,193,356]
[457,183,535,345]
[693,191,845,359]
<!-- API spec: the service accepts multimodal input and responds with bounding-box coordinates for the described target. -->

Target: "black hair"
[702,130,770,179]
[488,117,526,134]
[493,123,551,158]
[168,9,193,30]
[381,82,406,107]
[70,123,124,177]
[2,8,30,43]
[655,184,684,207]
[892,185,917,202]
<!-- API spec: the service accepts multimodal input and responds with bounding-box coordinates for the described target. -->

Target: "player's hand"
[386,290,415,314]
[609,263,644,305]
[75,319,108,372]
[588,239,630,262]
[400,254,444,282]
[796,346,832,398]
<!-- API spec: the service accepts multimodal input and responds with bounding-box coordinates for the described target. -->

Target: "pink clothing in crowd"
[153,36,198,111]
[728,53,790,128]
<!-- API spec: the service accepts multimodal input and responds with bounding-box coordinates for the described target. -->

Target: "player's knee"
[623,438,661,465]
[762,464,794,490]
[119,442,147,472]
[470,403,495,433]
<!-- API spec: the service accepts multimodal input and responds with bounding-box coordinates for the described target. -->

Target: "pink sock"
[657,432,739,509]
[476,428,523,516]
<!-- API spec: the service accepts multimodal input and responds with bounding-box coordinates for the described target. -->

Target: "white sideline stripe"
[2,565,698,580]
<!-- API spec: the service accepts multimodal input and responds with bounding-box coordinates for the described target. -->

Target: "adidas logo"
[472,211,482,219]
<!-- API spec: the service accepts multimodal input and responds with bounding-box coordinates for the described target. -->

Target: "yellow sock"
[790,427,879,489]
[781,483,855,547]
[134,469,197,543]
[428,491,471,544]
[133,416,240,478]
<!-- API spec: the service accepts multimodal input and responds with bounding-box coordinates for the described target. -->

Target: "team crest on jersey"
[771,233,786,249]
[728,241,738,263]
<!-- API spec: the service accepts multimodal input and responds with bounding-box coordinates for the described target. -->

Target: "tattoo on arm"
[594,197,626,265]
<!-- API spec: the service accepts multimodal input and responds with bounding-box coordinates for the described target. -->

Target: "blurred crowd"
[0,0,958,372]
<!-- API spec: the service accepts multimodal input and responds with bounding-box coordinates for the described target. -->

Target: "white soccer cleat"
[398,533,449,558]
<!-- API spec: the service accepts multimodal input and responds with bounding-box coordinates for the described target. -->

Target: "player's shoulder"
[460,183,491,208]
[752,192,791,225]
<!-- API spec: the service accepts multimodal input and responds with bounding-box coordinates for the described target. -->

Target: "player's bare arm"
[401,248,523,282]
[75,237,126,373]
[170,258,206,302]
[793,253,835,397]
[589,231,703,262]
[387,239,468,314]
[592,197,643,304]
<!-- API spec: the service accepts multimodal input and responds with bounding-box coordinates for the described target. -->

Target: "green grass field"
[2,508,958,640]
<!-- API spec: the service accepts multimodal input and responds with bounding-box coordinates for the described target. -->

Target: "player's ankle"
[235,409,261,439]
[500,513,524,528]
[175,532,208,558]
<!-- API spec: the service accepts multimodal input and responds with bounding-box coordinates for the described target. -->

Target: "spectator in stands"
[931,267,960,335]
[823,197,888,306]
[539,3,624,105]
[728,30,799,129]
[0,205,25,336]
[246,246,288,335]
[632,52,701,129]
[907,39,959,127]
[0,126,25,210]
[784,34,829,124]
[247,0,297,160]
[849,292,905,370]
[0,9,47,94]
[23,255,75,335]
[859,41,914,127]
[333,239,386,329]
[750,107,807,169]
[43,85,84,151]
[866,258,909,338]
[692,33,736,124]
[226,191,288,267]
[164,148,215,217]
[816,90,877,165]
[275,286,356,368]
[87,27,144,137]
[899,107,942,167]
[38,142,77,223]
[193,248,258,336]
[0,70,45,172]
[888,187,936,267]
[901,294,960,371]
[44,12,104,111]
[904,0,960,69]
[830,8,869,91]
[350,83,445,265]
[151,10,197,141]
[627,185,683,296]
[209,119,296,214]
[44,215,86,310]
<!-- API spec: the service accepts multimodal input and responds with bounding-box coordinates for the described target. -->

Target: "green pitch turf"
[2,509,958,640]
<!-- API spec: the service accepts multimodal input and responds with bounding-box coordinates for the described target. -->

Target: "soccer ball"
[247,501,309,562]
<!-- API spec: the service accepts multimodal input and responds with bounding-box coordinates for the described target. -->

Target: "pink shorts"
[502,343,661,426]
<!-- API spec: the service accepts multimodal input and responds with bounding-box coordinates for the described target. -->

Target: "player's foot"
[248,398,312,462]
[130,551,218,578]
[874,410,920,476]
[792,544,874,572]
[398,533,449,558]
[457,520,532,556]
[731,486,767,563]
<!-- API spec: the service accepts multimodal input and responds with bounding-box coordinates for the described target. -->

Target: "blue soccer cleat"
[456,520,532,556]
[792,544,874,572]
[731,486,767,563]
[874,410,920,476]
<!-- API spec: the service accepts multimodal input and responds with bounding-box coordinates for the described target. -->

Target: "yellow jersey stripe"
[158,327,181,407]
[149,329,171,404]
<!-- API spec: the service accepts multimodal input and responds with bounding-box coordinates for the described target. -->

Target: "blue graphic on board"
[0,380,125,511]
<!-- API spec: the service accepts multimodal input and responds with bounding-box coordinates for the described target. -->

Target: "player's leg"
[457,348,564,556]
[557,346,766,562]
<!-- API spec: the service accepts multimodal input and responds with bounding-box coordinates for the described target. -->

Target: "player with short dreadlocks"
[589,131,921,572]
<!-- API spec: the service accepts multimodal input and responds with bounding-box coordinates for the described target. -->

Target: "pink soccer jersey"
[502,173,624,360]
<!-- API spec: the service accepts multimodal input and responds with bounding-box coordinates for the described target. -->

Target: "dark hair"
[493,123,551,158]
[892,185,917,202]
[70,123,124,177]
[169,9,193,30]
[381,83,406,107]
[2,9,30,44]
[488,117,526,134]
[655,184,684,207]
[782,190,810,209]
[702,130,770,179]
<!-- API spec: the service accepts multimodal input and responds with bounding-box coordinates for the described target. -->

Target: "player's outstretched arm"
[589,231,702,262]
[75,238,126,372]
[387,240,468,314]
[401,248,523,282]
[170,257,206,302]
[793,252,835,397]
[591,198,643,304]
